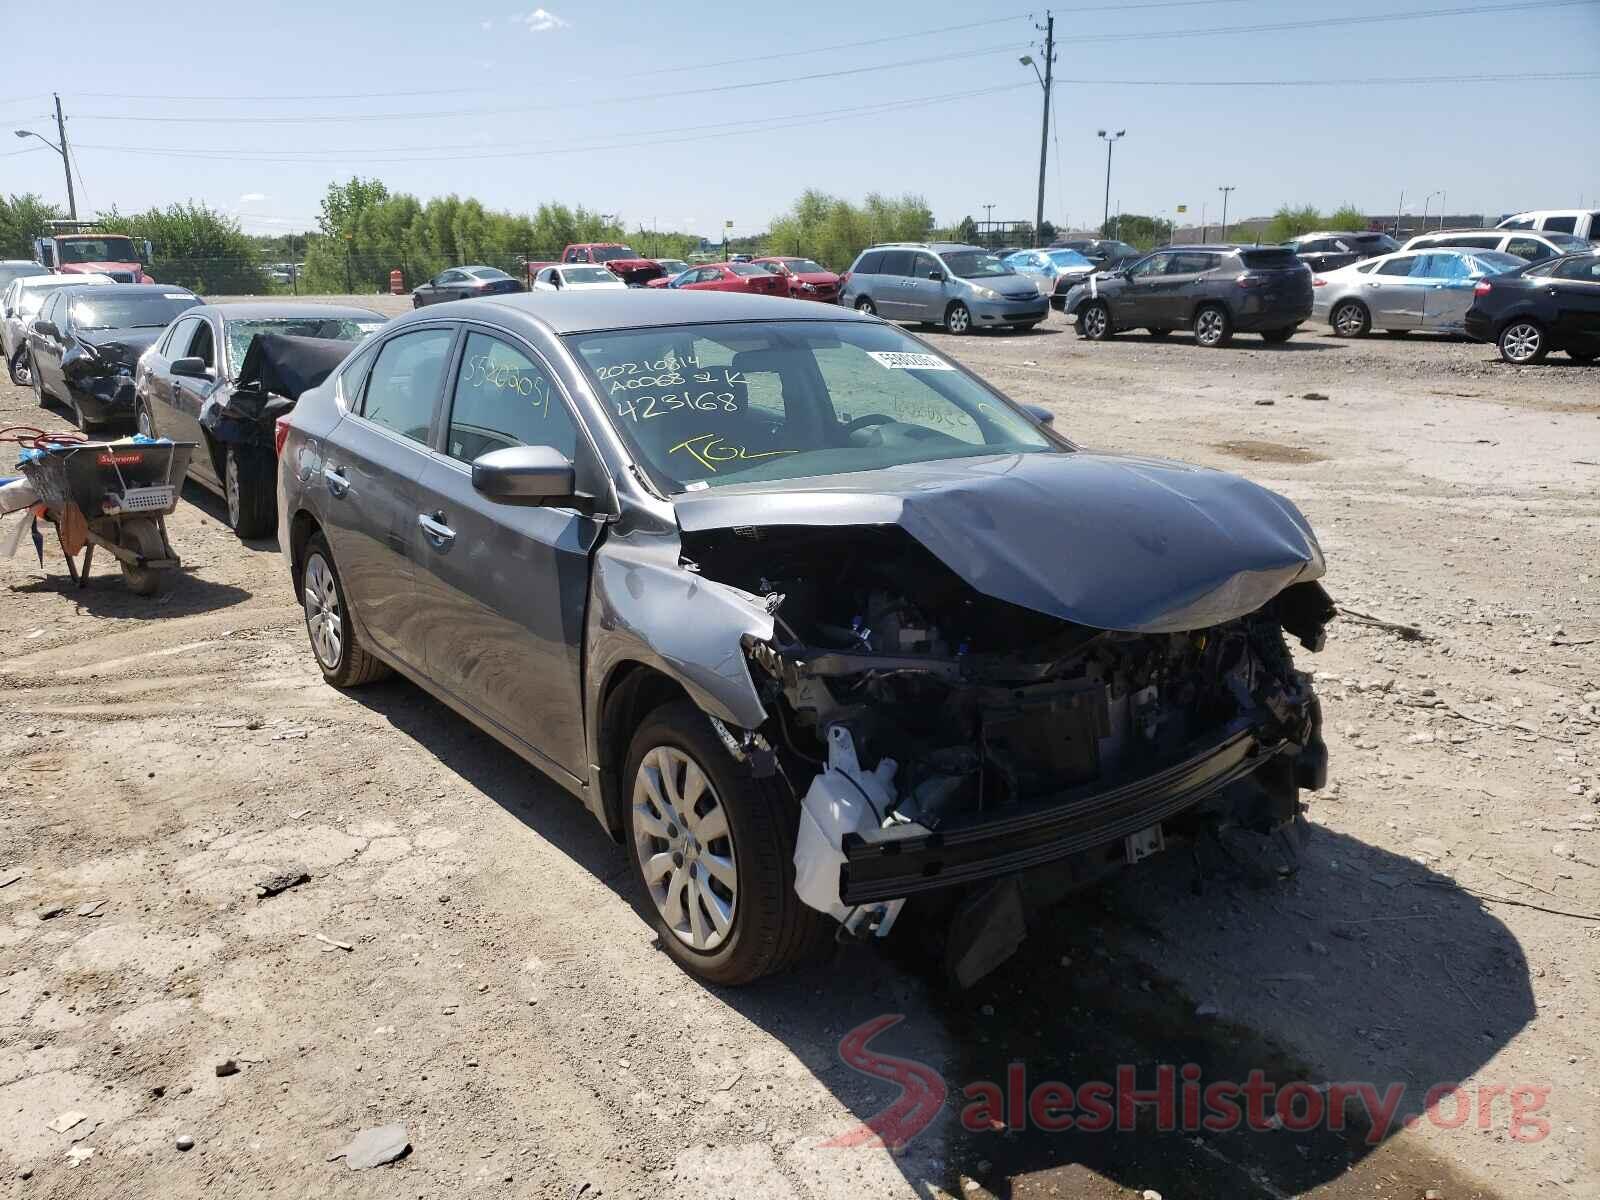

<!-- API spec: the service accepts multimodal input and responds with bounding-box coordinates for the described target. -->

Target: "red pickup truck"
[34,227,154,284]
[560,243,664,287]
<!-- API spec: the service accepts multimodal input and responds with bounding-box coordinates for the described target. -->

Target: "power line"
[1065,0,1596,42]
[1056,69,1600,85]
[70,86,493,102]
[70,43,1029,124]
[70,84,1036,167]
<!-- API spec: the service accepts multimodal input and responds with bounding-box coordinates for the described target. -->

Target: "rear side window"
[1239,248,1300,270]
[853,251,884,274]
[1542,215,1578,234]
[336,342,378,408]
[163,316,198,356]
[360,327,455,444]
[446,332,577,464]
[1377,256,1418,277]
[878,250,914,277]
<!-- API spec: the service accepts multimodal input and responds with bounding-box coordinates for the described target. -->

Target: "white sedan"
[3,272,115,384]
[531,264,628,293]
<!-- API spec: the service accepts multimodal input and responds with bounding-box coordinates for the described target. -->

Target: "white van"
[1496,210,1600,242]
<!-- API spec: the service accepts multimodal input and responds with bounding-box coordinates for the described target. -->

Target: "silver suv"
[839,242,1049,334]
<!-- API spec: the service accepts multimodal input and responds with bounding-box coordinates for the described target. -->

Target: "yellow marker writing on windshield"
[668,433,795,474]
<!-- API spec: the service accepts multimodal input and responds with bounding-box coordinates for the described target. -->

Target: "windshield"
[1546,232,1590,251]
[1352,234,1400,253]
[224,315,384,374]
[1472,251,1530,274]
[568,320,1056,493]
[656,260,689,274]
[563,266,617,284]
[939,250,1013,279]
[1046,249,1093,269]
[591,246,640,263]
[781,259,827,274]
[69,292,198,331]
[466,266,511,280]
[58,237,139,264]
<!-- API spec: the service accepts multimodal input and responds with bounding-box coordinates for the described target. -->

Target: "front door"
[410,327,600,778]
[1118,252,1176,327]
[322,324,458,668]
[31,290,67,397]
[166,316,222,486]
[1417,254,1478,331]
[1547,254,1600,347]
[1364,254,1428,328]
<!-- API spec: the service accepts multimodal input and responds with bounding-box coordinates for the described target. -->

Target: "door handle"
[323,465,349,497]
[418,511,456,548]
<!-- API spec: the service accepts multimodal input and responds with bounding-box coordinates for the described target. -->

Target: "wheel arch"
[287,509,323,601]
[595,661,699,840]
[1329,296,1369,328]
[1191,297,1234,325]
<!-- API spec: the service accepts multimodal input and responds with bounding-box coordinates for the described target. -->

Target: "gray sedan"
[277,291,1334,986]
[1312,247,1527,337]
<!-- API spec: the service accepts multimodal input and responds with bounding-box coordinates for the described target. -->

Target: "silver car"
[1313,247,1526,337]
[3,272,114,384]
[278,291,1333,987]
[839,242,1049,333]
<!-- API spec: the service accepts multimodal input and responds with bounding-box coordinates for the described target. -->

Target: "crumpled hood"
[672,451,1326,633]
[76,327,162,370]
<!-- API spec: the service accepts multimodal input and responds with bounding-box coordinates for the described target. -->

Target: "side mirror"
[927,269,945,281]
[471,444,577,506]
[171,356,210,379]
[1019,403,1056,427]
[34,320,58,338]
[142,240,153,262]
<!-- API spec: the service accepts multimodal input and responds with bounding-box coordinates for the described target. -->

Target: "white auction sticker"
[163,293,194,300]
[867,351,954,371]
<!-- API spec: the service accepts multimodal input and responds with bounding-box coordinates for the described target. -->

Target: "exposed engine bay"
[682,523,1332,947]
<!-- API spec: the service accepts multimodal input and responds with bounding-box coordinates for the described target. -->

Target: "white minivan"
[1497,210,1600,242]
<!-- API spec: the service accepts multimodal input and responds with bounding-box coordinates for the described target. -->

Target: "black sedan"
[28,284,202,432]
[136,302,384,537]
[411,265,524,307]
[1464,251,1600,364]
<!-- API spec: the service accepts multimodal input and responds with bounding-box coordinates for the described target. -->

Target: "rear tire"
[1331,300,1370,338]
[225,445,276,539]
[8,347,30,386]
[1497,319,1548,364]
[1194,303,1233,348]
[300,533,390,688]
[623,699,831,985]
[1077,300,1112,340]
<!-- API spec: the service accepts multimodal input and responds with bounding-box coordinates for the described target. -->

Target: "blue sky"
[3,0,1597,241]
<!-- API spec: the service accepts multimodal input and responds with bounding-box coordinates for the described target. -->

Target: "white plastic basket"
[108,485,176,514]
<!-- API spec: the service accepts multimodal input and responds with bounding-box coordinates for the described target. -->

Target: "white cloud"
[238,192,267,204]
[513,8,568,32]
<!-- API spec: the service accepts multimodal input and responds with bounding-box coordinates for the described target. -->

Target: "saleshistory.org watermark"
[822,1015,1552,1151]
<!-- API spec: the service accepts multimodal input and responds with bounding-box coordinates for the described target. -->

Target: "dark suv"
[1061,245,1313,347]
[1284,231,1399,274]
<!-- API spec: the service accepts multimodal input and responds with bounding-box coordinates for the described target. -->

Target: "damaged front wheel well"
[597,664,696,841]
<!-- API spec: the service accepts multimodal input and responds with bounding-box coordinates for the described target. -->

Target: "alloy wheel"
[136,400,154,439]
[1500,322,1542,363]
[1333,303,1367,336]
[946,304,971,334]
[855,297,875,315]
[632,745,738,952]
[1196,309,1226,345]
[303,552,343,670]
[1081,304,1107,338]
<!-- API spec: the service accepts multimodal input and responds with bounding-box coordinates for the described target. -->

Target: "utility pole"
[1023,13,1054,248]
[1439,189,1447,231]
[1218,186,1236,241]
[1200,201,1208,243]
[1395,189,1405,238]
[1097,129,1125,234]
[53,95,77,220]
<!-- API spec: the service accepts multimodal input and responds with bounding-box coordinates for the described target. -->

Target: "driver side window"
[187,319,216,369]
[1129,254,1172,278]
[1377,256,1417,277]
[446,331,577,464]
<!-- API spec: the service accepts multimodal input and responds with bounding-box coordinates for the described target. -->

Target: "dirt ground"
[1,299,1596,1200]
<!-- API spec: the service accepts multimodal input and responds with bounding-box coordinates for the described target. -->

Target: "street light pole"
[1422,190,1439,235]
[1019,13,1054,248]
[1217,186,1236,241]
[14,93,77,220]
[1097,129,1125,234]
[982,202,995,247]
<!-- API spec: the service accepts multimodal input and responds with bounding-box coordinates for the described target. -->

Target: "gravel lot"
[2,298,1596,1199]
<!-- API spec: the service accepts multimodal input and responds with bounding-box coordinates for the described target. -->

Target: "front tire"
[854,297,876,316]
[1077,300,1112,340]
[1498,320,1547,364]
[135,397,157,439]
[225,445,276,539]
[1194,303,1233,348]
[300,533,390,688]
[72,395,105,435]
[1331,300,1371,338]
[624,700,829,985]
[944,301,972,335]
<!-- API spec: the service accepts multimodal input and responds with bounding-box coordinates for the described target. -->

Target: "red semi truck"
[33,221,154,284]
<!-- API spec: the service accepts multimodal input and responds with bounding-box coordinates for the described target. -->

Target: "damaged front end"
[63,336,145,421]
[684,522,1332,950]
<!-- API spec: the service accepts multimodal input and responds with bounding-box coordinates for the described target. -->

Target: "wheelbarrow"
[17,438,197,595]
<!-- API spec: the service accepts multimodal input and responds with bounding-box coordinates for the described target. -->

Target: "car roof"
[18,273,111,287]
[1,259,41,266]
[1292,230,1388,240]
[59,283,197,296]
[865,242,986,253]
[1499,209,1592,220]
[403,290,873,336]
[195,302,385,321]
[1412,228,1515,238]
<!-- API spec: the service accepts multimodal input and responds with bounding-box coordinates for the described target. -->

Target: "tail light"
[274,416,291,457]
[1312,276,1328,287]
[1474,281,1492,296]
[1236,273,1266,289]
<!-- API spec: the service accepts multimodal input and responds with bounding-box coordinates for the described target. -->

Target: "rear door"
[900,252,946,321]
[31,290,67,395]
[410,326,602,779]
[321,324,458,669]
[1418,253,1478,330]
